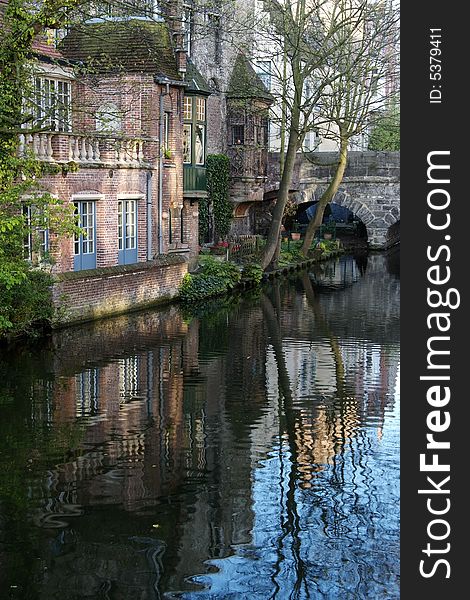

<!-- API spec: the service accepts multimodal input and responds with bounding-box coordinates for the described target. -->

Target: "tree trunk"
[300,134,349,256]
[261,107,300,270]
[279,45,288,177]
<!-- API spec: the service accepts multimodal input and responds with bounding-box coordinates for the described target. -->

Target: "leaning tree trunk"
[300,134,349,256]
[260,105,301,271]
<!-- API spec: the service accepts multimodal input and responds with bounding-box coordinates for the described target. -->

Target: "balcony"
[183,165,207,198]
[18,132,156,166]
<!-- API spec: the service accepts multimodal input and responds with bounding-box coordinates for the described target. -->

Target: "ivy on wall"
[205,154,232,242]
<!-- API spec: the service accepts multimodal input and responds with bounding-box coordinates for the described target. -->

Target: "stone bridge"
[266,151,400,248]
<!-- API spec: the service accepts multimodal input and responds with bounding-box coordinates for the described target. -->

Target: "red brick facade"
[26,12,202,324]
[53,256,187,324]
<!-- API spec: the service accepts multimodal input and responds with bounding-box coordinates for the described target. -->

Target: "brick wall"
[52,256,187,325]
[73,74,160,138]
[40,166,153,272]
[36,74,193,270]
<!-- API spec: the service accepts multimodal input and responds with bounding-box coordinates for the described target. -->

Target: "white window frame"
[33,76,72,132]
[23,204,49,262]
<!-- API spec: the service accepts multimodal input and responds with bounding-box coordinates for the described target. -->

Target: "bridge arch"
[296,184,400,248]
[265,151,400,248]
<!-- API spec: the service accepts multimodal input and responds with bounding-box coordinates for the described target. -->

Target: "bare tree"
[229,0,397,269]
[300,0,399,254]
[199,0,398,268]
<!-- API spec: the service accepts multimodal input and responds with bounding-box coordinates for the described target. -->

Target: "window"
[195,124,205,165]
[194,98,206,165]
[207,12,221,28]
[183,96,193,121]
[183,124,192,163]
[118,199,137,264]
[119,356,140,403]
[74,200,96,271]
[232,125,245,145]
[34,77,71,132]
[304,129,318,152]
[256,61,272,91]
[183,95,206,166]
[45,27,68,48]
[23,205,49,262]
[196,97,205,122]
[76,368,99,417]
[255,123,268,146]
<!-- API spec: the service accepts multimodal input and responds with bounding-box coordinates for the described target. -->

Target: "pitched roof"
[32,37,67,62]
[227,54,273,102]
[59,19,181,80]
[185,59,211,95]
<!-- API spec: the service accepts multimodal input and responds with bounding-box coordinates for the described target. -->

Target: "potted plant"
[322,221,336,240]
[291,222,301,241]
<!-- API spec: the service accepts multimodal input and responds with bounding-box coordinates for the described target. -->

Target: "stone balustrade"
[18,132,149,166]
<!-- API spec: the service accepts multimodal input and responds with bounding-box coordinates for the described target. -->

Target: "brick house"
[17,2,210,324]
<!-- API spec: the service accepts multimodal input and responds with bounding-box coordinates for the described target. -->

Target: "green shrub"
[199,256,241,288]
[179,272,228,303]
[315,239,341,253]
[179,257,242,303]
[0,269,53,338]
[242,263,264,285]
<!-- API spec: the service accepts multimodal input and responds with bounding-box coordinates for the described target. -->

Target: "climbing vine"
[206,154,232,241]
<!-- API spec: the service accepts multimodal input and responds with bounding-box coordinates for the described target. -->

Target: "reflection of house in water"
[19,300,274,594]
[34,307,192,525]
[2,256,399,596]
[263,255,400,486]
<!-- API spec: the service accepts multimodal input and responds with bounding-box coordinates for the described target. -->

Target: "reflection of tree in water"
[261,292,310,599]
[355,252,368,276]
[0,263,399,598]
[260,271,398,597]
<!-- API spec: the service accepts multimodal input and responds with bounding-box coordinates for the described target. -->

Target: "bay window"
[34,76,71,132]
[182,95,206,166]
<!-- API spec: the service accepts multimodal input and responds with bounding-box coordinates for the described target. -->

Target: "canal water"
[0,252,400,599]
